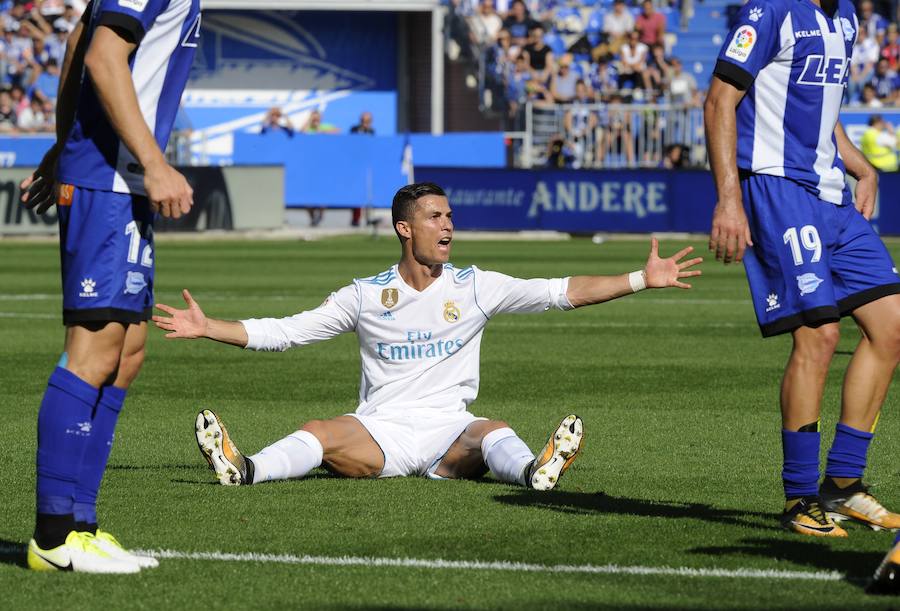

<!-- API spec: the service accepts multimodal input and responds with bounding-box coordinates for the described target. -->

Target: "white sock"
[248,430,324,484]
[481,427,535,487]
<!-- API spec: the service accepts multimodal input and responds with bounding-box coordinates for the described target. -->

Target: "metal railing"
[519,101,707,170]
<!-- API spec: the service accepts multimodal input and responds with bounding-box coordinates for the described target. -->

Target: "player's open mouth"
[438,237,452,249]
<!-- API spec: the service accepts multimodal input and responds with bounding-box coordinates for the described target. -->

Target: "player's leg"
[434,415,583,490]
[196,411,385,485]
[71,322,159,568]
[868,532,900,595]
[817,210,900,530]
[29,321,137,573]
[739,175,846,537]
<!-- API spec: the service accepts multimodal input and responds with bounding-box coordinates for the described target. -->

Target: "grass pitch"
[2,235,900,609]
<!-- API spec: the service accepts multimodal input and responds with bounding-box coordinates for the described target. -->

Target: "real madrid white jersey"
[714,0,857,205]
[241,264,572,416]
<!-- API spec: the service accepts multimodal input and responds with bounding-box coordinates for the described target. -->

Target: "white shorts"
[348,409,484,478]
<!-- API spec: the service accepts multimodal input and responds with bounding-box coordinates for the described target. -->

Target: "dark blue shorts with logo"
[740,173,900,337]
[58,184,155,326]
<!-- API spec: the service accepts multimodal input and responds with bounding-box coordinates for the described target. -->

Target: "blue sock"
[36,368,98,515]
[74,385,126,526]
[782,429,820,499]
[825,422,873,480]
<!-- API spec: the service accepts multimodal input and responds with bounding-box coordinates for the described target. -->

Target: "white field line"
[0,312,57,319]
[116,548,842,582]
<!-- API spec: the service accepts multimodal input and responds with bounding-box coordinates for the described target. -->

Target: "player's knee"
[795,325,840,364]
[482,420,510,434]
[300,420,328,445]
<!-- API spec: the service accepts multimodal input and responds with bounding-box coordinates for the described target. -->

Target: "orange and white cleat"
[195,410,252,486]
[781,497,848,538]
[527,414,583,491]
[867,535,900,595]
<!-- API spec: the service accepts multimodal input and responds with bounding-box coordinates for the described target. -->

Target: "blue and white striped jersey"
[714,0,857,205]
[57,0,201,196]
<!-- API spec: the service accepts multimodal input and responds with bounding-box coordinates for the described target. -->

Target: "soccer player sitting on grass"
[152,183,702,489]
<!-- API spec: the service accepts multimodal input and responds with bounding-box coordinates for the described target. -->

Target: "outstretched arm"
[565,238,702,307]
[153,290,249,347]
[835,120,878,220]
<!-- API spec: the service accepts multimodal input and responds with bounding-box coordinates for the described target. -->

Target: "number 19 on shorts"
[783,225,822,266]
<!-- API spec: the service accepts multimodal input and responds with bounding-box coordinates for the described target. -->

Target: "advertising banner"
[416,168,900,235]
[0,166,283,236]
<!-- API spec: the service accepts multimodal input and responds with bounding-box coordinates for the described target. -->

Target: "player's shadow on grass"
[494,490,778,529]
[0,540,27,568]
[691,537,880,586]
[170,471,345,486]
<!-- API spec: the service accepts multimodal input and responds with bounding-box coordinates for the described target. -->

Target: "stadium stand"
[446,0,900,169]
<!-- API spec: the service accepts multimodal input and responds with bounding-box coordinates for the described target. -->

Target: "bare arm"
[153,290,249,347]
[565,238,702,307]
[704,76,753,263]
[835,120,878,220]
[84,25,192,218]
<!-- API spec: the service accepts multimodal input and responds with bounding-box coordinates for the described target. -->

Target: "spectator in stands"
[661,143,686,169]
[860,0,888,40]
[17,93,49,132]
[546,133,574,168]
[852,26,881,102]
[503,0,538,47]
[468,0,503,47]
[564,80,598,168]
[550,53,579,102]
[10,82,27,116]
[881,24,900,70]
[870,57,900,102]
[30,57,59,102]
[301,109,340,134]
[507,51,533,124]
[349,111,376,227]
[860,82,885,107]
[523,25,554,84]
[666,56,698,105]
[261,106,295,136]
[44,23,68,66]
[618,30,649,93]
[645,43,671,94]
[603,0,635,55]
[1,22,31,86]
[301,109,339,226]
[597,93,635,166]
[0,88,16,132]
[589,56,618,98]
[636,0,666,48]
[861,114,899,171]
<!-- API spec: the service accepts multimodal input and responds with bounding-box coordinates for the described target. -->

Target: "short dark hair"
[392,182,446,230]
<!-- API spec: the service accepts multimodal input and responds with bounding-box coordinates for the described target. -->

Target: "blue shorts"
[741,174,900,337]
[58,184,155,326]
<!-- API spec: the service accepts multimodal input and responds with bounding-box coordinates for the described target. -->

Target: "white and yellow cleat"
[27,531,141,574]
[86,530,159,569]
[528,414,583,491]
[196,409,247,486]
[820,481,900,531]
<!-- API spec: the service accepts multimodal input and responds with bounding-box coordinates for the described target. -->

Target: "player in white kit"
[153,183,702,490]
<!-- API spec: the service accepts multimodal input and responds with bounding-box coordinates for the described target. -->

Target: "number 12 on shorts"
[125,220,153,267]
[783,225,822,266]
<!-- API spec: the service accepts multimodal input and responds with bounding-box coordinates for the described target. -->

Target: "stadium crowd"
[448,0,900,168]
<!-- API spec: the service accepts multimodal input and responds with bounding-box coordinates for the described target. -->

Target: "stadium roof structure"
[202,0,440,10]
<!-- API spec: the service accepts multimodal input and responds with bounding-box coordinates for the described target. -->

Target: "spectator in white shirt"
[851,27,880,102]
[603,0,635,54]
[618,30,649,92]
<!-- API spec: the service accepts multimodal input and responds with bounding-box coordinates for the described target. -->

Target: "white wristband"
[628,270,647,293]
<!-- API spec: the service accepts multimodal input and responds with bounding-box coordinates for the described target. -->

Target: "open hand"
[644,237,703,289]
[153,289,208,338]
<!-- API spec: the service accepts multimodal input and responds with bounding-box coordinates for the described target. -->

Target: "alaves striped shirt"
[714,0,857,205]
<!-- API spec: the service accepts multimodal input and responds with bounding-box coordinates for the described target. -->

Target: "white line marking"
[0,312,57,319]
[118,548,843,582]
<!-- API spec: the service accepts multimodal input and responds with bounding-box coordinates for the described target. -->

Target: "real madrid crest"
[443,300,461,323]
[381,288,399,309]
